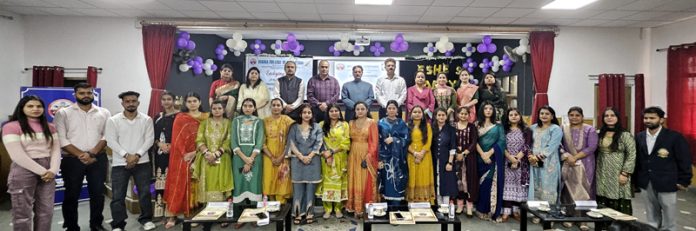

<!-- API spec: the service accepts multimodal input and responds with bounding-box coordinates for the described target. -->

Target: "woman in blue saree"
[475,101,506,221]
[378,100,410,206]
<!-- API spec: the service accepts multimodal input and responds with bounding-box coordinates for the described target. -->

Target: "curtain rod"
[22,67,103,73]
[656,42,695,52]
[588,74,636,80]
[138,18,559,34]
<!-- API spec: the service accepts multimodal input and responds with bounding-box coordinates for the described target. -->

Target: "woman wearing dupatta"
[231,98,265,205]
[596,108,635,215]
[237,67,271,118]
[209,64,240,118]
[454,106,478,216]
[528,106,563,215]
[432,108,458,205]
[475,101,506,221]
[317,104,350,219]
[164,92,209,228]
[378,100,410,206]
[346,102,379,218]
[262,98,294,204]
[456,70,478,123]
[501,108,532,221]
[477,74,506,122]
[406,106,435,204]
[192,101,233,203]
[433,72,458,122]
[405,71,435,121]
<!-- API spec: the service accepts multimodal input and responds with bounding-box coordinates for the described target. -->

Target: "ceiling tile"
[277,3,317,13]
[3,6,52,15]
[530,9,602,19]
[628,20,671,28]
[1,0,57,7]
[316,4,355,14]
[423,6,464,16]
[598,20,638,27]
[544,18,579,25]
[320,14,354,22]
[46,0,96,8]
[274,0,315,3]
[572,19,613,26]
[159,0,208,11]
[653,0,696,11]
[418,16,454,23]
[457,7,500,17]
[239,2,282,13]
[39,7,84,16]
[79,0,132,9]
[199,1,244,11]
[592,10,639,20]
[215,10,254,19]
[491,8,534,17]
[354,6,392,15]
[287,14,321,21]
[180,10,220,19]
[658,12,696,21]
[386,15,420,23]
[109,9,147,17]
[314,0,353,4]
[431,0,473,7]
[354,15,387,23]
[394,0,434,6]
[469,0,512,8]
[450,16,483,24]
[387,5,429,16]
[75,8,120,17]
[584,0,637,10]
[125,1,172,10]
[511,17,546,25]
[143,9,187,18]
[617,0,667,11]
[621,11,672,21]
[505,0,552,9]
[481,17,517,24]
[251,12,288,20]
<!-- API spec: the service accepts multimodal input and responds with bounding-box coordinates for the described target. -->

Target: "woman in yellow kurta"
[192,100,233,203]
[317,104,351,219]
[262,98,294,204]
[406,106,436,204]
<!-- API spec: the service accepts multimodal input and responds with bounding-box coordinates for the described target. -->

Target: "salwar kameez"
[596,132,636,215]
[378,118,410,204]
[528,124,563,204]
[192,118,233,203]
[262,115,294,204]
[560,124,598,204]
[406,121,435,204]
[317,121,350,214]
[433,123,458,204]
[230,115,265,204]
[285,123,324,218]
[455,122,478,205]
[502,128,532,215]
[346,119,379,215]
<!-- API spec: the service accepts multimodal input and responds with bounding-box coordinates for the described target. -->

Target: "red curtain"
[667,45,696,164]
[634,73,645,133]
[597,74,626,128]
[87,66,98,87]
[32,66,64,87]
[142,25,176,118]
[530,31,555,121]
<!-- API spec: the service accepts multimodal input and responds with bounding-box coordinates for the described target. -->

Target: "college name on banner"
[399,59,466,88]
[245,55,314,98]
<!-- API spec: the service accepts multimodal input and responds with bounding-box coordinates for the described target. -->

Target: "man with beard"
[634,106,692,231]
[54,82,111,231]
[375,58,406,118]
[273,61,305,120]
[104,91,155,231]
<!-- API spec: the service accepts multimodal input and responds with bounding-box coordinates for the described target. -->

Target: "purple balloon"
[483,35,492,44]
[193,67,203,75]
[215,47,223,54]
[333,51,341,56]
[194,56,203,63]
[428,47,436,52]
[186,60,194,66]
[390,42,398,51]
[399,42,408,52]
[287,41,298,51]
[487,43,497,53]
[281,42,289,51]
[186,41,196,51]
[395,35,404,43]
[293,50,301,56]
[329,45,336,53]
[287,33,296,42]
[298,44,304,51]
[211,64,218,71]
[217,54,225,60]
[180,32,190,40]
[502,65,511,72]
[177,38,188,49]
[477,43,487,53]
[217,44,225,49]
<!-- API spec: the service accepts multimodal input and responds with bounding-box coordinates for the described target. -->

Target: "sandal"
[306,216,314,224]
[220,223,229,228]
[164,217,177,229]
[579,223,590,231]
[293,216,302,225]
[562,222,573,228]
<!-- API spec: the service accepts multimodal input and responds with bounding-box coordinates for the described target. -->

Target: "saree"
[476,123,506,219]
[378,118,410,202]
[346,119,379,214]
[560,124,597,203]
[192,118,233,203]
[456,84,478,123]
[164,112,208,216]
[262,115,294,203]
[214,81,240,118]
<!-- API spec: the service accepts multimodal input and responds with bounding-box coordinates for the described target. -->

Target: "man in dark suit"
[634,106,692,231]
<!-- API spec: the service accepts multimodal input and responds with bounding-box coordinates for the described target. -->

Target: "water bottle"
[226,198,234,218]
[448,202,455,219]
[367,204,374,219]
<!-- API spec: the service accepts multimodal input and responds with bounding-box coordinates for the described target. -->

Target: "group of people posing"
[2,58,692,231]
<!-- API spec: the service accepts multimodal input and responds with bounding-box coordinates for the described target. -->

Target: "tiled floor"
[2,190,696,230]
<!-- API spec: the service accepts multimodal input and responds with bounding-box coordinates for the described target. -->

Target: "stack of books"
[575,200,598,210]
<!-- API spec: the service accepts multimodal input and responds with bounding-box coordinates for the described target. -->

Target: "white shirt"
[54,103,111,153]
[375,75,407,108]
[646,126,662,155]
[105,112,154,166]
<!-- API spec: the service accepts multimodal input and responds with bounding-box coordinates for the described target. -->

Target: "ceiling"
[3,0,696,41]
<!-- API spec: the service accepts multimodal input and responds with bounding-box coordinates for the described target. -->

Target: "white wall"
[22,16,151,115]
[0,11,25,119]
[549,26,645,120]
[649,16,696,109]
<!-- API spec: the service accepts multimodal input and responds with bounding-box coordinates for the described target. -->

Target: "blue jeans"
[110,163,153,229]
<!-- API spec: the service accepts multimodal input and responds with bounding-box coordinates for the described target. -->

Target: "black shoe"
[90,224,106,231]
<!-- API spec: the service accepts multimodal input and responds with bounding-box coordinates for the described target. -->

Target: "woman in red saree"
[164,92,209,228]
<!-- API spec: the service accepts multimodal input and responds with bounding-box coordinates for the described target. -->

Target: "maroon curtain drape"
[32,66,64,87]
[597,73,626,128]
[667,45,696,164]
[634,73,645,133]
[87,66,98,87]
[530,31,555,122]
[142,25,176,118]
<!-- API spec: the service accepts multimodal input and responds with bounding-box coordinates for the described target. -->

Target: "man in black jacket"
[635,106,692,231]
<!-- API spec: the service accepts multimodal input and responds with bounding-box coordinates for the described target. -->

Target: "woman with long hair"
[164,92,209,228]
[152,91,178,210]
[346,101,379,218]
[453,106,478,216]
[405,71,435,121]
[456,70,478,123]
[231,98,265,205]
[209,64,240,118]
[318,104,350,219]
[433,72,458,122]
[596,108,636,215]
[237,67,271,118]
[405,106,435,204]
[262,98,294,204]
[528,105,563,222]
[192,100,233,203]
[432,108,458,205]
[475,101,506,221]
[2,95,60,231]
[285,104,324,224]
[477,73,506,122]
[500,108,532,222]
[378,100,410,206]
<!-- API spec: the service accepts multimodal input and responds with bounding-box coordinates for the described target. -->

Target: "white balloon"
[445,42,454,51]
[341,35,349,43]
[205,59,214,65]
[345,44,354,52]
[516,46,528,55]
[232,32,243,41]
[205,69,214,76]
[226,39,237,49]
[492,65,500,72]
[441,36,449,43]
[274,49,281,55]
[436,43,445,53]
[353,50,360,56]
[239,40,247,49]
[519,38,529,46]
[179,63,190,72]
[234,51,242,56]
[334,42,342,50]
[203,63,211,70]
[222,50,228,55]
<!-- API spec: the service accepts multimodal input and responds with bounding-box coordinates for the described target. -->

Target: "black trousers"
[61,154,107,231]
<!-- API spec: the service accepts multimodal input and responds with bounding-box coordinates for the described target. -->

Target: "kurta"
[347,119,380,214]
[405,86,435,121]
[528,124,563,204]
[285,123,324,183]
[378,118,410,201]
[152,112,176,180]
[476,123,506,218]
[406,121,435,203]
[230,115,265,203]
[433,123,458,198]
[317,121,350,202]
[262,115,294,202]
[237,83,271,118]
[455,122,479,201]
[502,128,532,202]
[596,132,636,200]
[560,124,598,202]
[164,112,208,216]
[456,84,479,123]
[434,86,457,112]
[192,118,233,203]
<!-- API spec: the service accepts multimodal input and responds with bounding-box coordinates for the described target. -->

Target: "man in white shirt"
[104,91,156,231]
[54,82,111,231]
[375,58,407,118]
